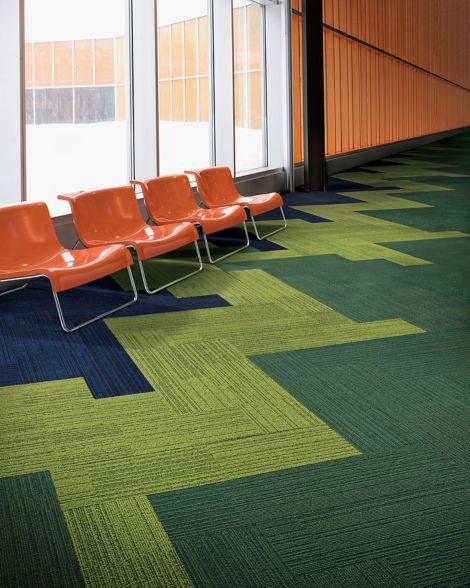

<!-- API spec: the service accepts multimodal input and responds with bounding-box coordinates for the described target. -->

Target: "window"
[24,0,129,216]
[157,0,211,176]
[233,0,266,173]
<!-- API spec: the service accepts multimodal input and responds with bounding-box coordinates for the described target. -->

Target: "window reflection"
[157,0,210,175]
[233,0,265,173]
[24,0,128,215]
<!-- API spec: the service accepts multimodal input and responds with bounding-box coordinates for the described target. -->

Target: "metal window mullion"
[92,38,96,85]
[261,3,268,167]
[72,40,76,123]
[243,5,249,129]
[196,16,200,121]
[182,20,186,122]
[169,22,173,120]
[32,41,36,125]
[127,0,135,180]
[114,37,118,121]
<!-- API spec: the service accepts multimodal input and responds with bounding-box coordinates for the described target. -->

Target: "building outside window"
[233,0,266,173]
[156,0,211,176]
[24,0,129,216]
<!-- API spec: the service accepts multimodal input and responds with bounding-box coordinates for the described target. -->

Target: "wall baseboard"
[325,126,469,175]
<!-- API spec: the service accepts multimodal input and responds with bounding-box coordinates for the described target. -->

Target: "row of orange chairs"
[0,167,286,333]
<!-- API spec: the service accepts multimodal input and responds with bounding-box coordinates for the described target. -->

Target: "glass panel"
[24,0,129,216]
[157,0,210,175]
[35,88,73,124]
[233,0,266,173]
[185,78,198,122]
[75,87,115,124]
[94,38,115,85]
[34,42,53,87]
[53,41,73,86]
[74,40,93,85]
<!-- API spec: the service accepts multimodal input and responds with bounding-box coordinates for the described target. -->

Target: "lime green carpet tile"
[1,131,469,586]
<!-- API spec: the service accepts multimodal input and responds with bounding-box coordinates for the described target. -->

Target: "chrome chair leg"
[137,240,203,295]
[202,221,250,264]
[249,206,287,240]
[0,282,29,297]
[51,266,138,333]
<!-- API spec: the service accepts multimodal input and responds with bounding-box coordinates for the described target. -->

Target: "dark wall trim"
[326,126,469,175]
[323,23,470,93]
[302,0,326,190]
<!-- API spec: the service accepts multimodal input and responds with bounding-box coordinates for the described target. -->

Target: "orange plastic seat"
[58,186,202,294]
[185,166,287,240]
[0,202,137,332]
[132,175,250,264]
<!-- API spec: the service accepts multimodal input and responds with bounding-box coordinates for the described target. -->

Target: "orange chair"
[131,175,250,264]
[58,186,202,295]
[185,166,287,240]
[0,202,137,332]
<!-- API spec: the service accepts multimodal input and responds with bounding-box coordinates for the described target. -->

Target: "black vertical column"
[302,0,326,191]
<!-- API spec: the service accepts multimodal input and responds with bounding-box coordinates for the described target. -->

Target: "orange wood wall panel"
[323,0,470,89]
[292,12,303,163]
[323,29,470,156]
[320,0,470,156]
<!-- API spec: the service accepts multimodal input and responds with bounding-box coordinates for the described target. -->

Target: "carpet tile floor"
[1,132,469,587]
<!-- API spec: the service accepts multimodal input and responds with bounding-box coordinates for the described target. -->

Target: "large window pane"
[157,0,210,175]
[233,0,266,173]
[24,0,129,216]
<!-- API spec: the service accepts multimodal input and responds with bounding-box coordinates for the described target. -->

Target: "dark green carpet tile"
[252,331,470,452]
[0,471,84,587]
[150,447,470,587]
[360,183,470,233]
[223,237,470,331]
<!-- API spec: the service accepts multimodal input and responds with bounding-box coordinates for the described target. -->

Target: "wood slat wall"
[292,0,470,158]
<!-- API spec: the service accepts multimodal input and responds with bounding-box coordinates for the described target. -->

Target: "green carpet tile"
[0,471,83,587]
[0,131,469,586]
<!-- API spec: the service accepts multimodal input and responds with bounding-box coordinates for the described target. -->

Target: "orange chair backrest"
[192,167,240,207]
[64,186,145,245]
[0,202,63,270]
[133,175,199,223]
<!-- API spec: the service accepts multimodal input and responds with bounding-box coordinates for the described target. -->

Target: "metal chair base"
[0,266,138,333]
[201,221,250,264]
[136,240,203,295]
[52,266,138,333]
[249,206,287,240]
[0,282,29,297]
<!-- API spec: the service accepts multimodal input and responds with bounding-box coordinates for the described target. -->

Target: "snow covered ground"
[24,120,264,216]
